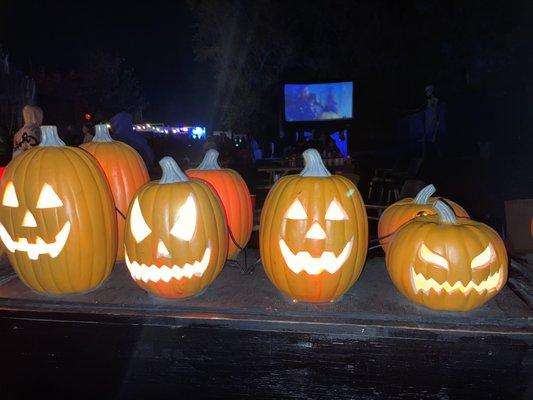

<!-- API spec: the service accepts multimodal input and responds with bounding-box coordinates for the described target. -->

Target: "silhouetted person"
[110,112,154,170]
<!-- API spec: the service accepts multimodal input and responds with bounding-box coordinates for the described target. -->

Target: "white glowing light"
[130,197,152,243]
[305,222,327,239]
[157,240,171,258]
[410,266,503,295]
[36,184,63,209]
[170,195,197,241]
[325,199,349,220]
[22,211,37,227]
[419,243,449,270]
[0,221,70,260]
[279,237,353,275]
[2,182,19,207]
[285,199,307,220]
[125,246,211,283]
[471,244,495,270]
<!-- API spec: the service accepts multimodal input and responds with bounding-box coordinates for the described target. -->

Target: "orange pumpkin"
[187,149,252,259]
[124,157,228,299]
[260,149,368,303]
[0,126,117,294]
[378,184,469,252]
[386,200,508,311]
[81,124,149,260]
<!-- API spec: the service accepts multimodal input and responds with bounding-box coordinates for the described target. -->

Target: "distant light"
[84,113,92,121]
[147,123,151,128]
[106,124,111,129]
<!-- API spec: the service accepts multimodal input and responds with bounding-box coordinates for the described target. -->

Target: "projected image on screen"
[285,82,353,122]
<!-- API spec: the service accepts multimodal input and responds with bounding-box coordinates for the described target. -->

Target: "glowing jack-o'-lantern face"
[0,126,117,295]
[260,149,368,303]
[0,182,70,260]
[124,157,227,299]
[386,200,508,311]
[279,197,354,275]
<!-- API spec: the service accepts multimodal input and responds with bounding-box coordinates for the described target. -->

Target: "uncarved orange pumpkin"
[124,157,228,299]
[187,149,252,260]
[0,126,117,294]
[386,200,508,311]
[81,124,149,261]
[260,149,368,303]
[378,184,469,252]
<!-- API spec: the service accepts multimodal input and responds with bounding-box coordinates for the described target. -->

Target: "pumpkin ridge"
[20,149,52,292]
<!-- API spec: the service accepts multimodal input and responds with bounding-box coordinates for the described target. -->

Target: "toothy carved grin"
[279,238,354,275]
[0,222,71,260]
[125,247,211,283]
[410,266,504,295]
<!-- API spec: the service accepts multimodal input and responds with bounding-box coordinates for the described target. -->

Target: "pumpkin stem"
[159,156,189,183]
[300,148,331,177]
[434,200,457,224]
[414,184,436,204]
[196,149,221,170]
[92,124,113,142]
[39,126,66,147]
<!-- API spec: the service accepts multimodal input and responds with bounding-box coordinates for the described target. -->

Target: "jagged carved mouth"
[279,238,353,275]
[410,266,504,295]
[125,247,211,283]
[0,222,71,260]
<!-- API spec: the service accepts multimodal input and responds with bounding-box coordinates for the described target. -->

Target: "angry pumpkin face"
[260,149,368,303]
[124,157,227,299]
[386,200,508,311]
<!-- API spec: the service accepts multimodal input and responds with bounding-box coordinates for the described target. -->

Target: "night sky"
[0,0,214,125]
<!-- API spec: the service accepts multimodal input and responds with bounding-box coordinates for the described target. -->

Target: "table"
[256,166,302,190]
[0,253,531,398]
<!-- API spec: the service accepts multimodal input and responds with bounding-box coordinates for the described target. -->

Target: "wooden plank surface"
[0,251,530,335]
[0,253,531,399]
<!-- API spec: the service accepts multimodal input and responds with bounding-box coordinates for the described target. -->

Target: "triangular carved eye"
[285,199,307,220]
[170,195,197,241]
[37,184,63,208]
[2,182,19,207]
[471,245,495,270]
[130,197,152,243]
[325,199,348,220]
[419,243,449,270]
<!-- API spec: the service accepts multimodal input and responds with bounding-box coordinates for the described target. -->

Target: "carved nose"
[157,240,171,258]
[305,222,326,240]
[22,210,37,227]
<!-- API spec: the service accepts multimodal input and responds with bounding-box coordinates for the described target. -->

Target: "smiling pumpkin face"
[0,126,117,294]
[386,200,508,311]
[124,157,227,299]
[260,149,368,303]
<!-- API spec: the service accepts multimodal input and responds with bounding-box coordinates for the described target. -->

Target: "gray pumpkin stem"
[159,156,189,183]
[39,126,66,147]
[434,200,457,224]
[196,149,221,170]
[92,124,113,142]
[300,148,331,177]
[414,184,436,204]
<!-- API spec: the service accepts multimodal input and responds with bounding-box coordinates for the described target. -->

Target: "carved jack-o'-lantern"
[124,157,228,299]
[386,200,508,311]
[378,184,469,252]
[0,126,117,294]
[260,149,368,303]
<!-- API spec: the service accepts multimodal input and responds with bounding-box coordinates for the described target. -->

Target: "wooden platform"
[0,252,531,399]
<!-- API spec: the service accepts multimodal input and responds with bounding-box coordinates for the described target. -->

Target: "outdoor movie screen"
[284,81,353,122]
